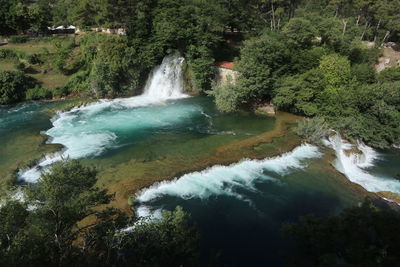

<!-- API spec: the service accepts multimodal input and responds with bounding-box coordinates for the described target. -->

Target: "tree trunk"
[342,20,348,36]
[356,15,361,25]
[374,19,381,42]
[381,31,391,46]
[360,21,369,40]
[271,2,276,30]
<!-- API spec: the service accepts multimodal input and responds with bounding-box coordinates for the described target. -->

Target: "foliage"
[274,69,326,116]
[294,117,330,144]
[0,49,19,59]
[351,63,376,84]
[319,54,351,88]
[27,54,43,65]
[91,206,199,267]
[209,83,242,113]
[14,61,25,71]
[0,160,199,266]
[52,39,76,74]
[378,67,400,83]
[25,86,52,100]
[0,71,37,104]
[186,46,216,92]
[212,33,292,111]
[282,18,317,48]
[9,35,29,44]
[284,199,400,266]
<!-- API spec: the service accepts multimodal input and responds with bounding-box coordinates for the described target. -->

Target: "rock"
[256,104,276,115]
[215,67,239,87]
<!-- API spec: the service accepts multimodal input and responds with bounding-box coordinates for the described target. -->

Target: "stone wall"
[215,67,239,87]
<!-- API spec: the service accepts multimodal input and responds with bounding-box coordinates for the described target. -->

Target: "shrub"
[25,86,52,100]
[209,83,241,113]
[351,64,376,84]
[14,61,25,71]
[0,71,37,104]
[378,67,400,83]
[53,86,70,97]
[27,54,42,65]
[295,117,330,144]
[0,49,18,59]
[9,35,29,44]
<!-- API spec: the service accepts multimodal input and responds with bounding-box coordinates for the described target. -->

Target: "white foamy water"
[325,134,400,194]
[18,55,190,182]
[134,144,322,217]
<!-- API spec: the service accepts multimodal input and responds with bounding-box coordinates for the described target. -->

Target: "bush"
[25,86,52,100]
[351,64,376,84]
[9,35,29,44]
[209,83,241,113]
[0,71,37,104]
[295,117,330,144]
[27,54,43,65]
[53,86,70,97]
[0,49,18,59]
[14,61,25,71]
[378,67,400,83]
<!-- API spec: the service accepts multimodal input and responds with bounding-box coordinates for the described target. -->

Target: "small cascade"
[143,55,186,100]
[134,144,322,218]
[325,133,400,194]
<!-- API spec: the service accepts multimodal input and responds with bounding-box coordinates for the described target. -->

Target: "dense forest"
[1,1,400,266]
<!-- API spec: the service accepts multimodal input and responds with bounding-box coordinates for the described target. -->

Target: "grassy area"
[31,72,68,89]
[0,42,55,55]
[0,37,73,89]
[0,60,15,71]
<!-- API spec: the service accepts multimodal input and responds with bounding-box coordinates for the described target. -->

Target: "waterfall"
[325,133,400,194]
[134,144,322,218]
[143,55,187,100]
[18,55,189,183]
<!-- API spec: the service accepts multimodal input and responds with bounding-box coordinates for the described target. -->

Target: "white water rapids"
[324,134,400,194]
[19,55,188,182]
[134,144,322,218]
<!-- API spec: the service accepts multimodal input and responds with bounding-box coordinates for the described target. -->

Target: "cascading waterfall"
[143,55,187,99]
[134,144,322,218]
[324,133,400,194]
[18,54,191,183]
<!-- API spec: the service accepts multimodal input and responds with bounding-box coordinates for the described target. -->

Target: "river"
[1,55,399,266]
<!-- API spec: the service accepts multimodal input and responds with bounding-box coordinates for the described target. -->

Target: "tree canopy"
[0,160,199,267]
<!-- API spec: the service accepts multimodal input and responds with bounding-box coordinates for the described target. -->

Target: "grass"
[0,42,55,55]
[0,36,74,55]
[31,72,68,89]
[0,38,73,89]
[0,60,15,71]
[0,58,68,89]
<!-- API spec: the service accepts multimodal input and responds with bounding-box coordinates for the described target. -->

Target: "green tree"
[26,160,113,266]
[282,17,317,48]
[0,71,37,104]
[378,67,400,83]
[96,206,200,267]
[319,54,351,88]
[0,160,200,266]
[273,68,325,116]
[284,199,400,266]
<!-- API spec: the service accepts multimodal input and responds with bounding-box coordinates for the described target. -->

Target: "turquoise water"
[1,96,276,183]
[1,97,400,266]
[0,101,71,179]
[135,144,400,266]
